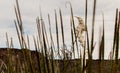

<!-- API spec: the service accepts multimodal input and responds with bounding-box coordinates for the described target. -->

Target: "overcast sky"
[0,0,120,59]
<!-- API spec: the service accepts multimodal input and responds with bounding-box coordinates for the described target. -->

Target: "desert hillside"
[0,48,120,73]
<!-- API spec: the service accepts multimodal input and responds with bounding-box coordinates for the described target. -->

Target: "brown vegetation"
[0,48,120,73]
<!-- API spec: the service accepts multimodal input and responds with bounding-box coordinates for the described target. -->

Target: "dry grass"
[0,0,119,73]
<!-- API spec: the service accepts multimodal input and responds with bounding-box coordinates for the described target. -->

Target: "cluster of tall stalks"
[0,0,119,73]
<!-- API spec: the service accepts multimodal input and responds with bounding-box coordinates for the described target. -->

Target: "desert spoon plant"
[0,0,120,73]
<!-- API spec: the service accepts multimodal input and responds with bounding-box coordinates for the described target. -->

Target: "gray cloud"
[0,0,120,58]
